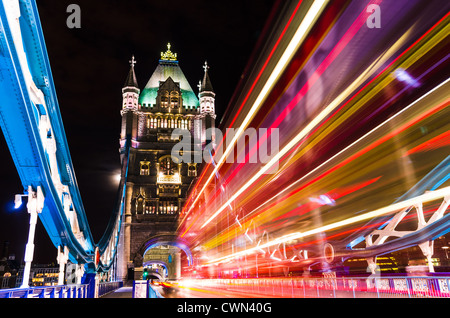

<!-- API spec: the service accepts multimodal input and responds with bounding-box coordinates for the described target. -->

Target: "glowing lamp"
[14,194,24,209]
[143,268,149,280]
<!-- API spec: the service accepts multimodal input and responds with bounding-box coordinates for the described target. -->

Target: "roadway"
[100,281,275,298]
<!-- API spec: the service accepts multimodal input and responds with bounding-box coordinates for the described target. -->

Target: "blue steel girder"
[0,0,96,265]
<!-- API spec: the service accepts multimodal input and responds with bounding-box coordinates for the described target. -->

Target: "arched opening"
[143,261,169,281]
[140,235,193,280]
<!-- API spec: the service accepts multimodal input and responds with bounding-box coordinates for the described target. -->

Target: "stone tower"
[117,44,216,281]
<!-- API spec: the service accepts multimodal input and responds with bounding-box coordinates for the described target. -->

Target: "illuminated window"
[140,161,150,175]
[159,200,178,215]
[188,164,197,177]
[160,157,176,175]
[179,119,189,130]
[147,117,156,129]
[161,91,169,108]
[170,91,179,108]
[145,201,156,214]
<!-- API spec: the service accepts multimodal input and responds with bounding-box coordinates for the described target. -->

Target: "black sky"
[0,0,275,264]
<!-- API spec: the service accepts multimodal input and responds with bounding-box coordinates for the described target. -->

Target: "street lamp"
[14,194,27,209]
[16,186,44,288]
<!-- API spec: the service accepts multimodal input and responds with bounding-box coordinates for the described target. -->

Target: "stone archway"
[137,234,192,280]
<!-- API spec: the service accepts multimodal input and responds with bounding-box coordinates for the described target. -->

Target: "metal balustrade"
[0,284,89,298]
[98,281,124,297]
[0,281,123,298]
[195,276,450,298]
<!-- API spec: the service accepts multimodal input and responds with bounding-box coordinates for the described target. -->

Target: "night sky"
[0,0,275,264]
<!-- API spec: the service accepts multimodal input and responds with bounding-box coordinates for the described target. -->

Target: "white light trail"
[207,186,450,264]
[200,78,450,229]
[185,0,329,217]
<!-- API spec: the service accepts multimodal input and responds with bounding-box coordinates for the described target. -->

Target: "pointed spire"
[124,55,139,88]
[200,61,214,93]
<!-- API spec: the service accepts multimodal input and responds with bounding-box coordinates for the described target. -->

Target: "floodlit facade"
[117,44,216,281]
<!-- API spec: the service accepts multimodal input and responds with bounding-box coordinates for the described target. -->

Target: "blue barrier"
[132,280,164,298]
[0,284,89,298]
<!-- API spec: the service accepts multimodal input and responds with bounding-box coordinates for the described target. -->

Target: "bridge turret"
[120,56,139,156]
[198,61,216,149]
[122,55,140,110]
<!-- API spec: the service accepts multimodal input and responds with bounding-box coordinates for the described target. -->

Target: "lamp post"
[16,186,44,288]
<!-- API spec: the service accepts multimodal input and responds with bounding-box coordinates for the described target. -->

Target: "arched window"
[140,161,150,175]
[145,201,155,214]
[188,164,197,177]
[161,91,169,108]
[170,91,179,108]
[147,117,157,129]
[136,197,144,214]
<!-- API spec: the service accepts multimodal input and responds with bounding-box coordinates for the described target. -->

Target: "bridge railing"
[0,280,124,298]
[98,281,123,297]
[195,276,450,298]
[0,284,89,298]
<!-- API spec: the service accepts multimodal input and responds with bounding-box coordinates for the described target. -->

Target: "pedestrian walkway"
[101,286,133,298]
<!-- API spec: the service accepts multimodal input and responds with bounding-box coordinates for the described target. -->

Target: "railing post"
[406,278,411,298]
[303,279,306,298]
[352,278,356,298]
[316,278,320,297]
[291,277,294,298]
[332,278,336,298]
[20,186,44,288]
[375,278,380,298]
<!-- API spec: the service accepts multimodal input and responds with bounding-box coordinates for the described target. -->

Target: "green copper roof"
[139,62,199,108]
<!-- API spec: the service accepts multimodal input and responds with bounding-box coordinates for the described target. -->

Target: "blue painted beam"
[0,0,95,265]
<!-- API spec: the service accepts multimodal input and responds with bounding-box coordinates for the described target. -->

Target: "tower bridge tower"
[117,44,215,281]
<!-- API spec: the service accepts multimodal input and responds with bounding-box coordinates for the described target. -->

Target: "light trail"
[201,79,450,250]
[180,0,329,236]
[179,0,306,222]
[196,12,450,231]
[206,185,450,264]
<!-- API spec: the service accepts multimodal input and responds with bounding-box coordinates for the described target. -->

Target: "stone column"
[175,252,181,279]
[117,182,134,281]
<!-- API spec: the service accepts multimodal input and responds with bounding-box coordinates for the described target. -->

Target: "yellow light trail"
[198,18,450,231]
[201,79,450,250]
[207,185,450,264]
[182,0,329,223]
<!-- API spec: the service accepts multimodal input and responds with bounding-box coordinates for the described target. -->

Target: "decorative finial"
[161,43,177,61]
[197,80,202,92]
[129,55,136,67]
[203,61,209,73]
